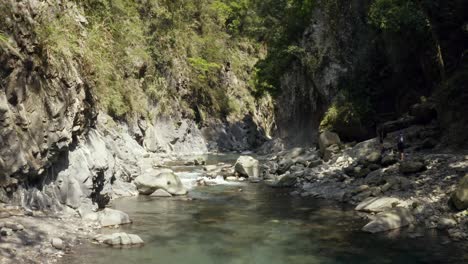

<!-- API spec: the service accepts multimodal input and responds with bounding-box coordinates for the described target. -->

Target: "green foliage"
[0,32,7,43]
[36,14,82,59]
[368,0,428,34]
[32,0,275,120]
[250,0,317,96]
[320,101,361,132]
[188,57,221,79]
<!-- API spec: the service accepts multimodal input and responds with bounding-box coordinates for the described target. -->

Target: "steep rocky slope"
[0,0,274,208]
[272,0,468,147]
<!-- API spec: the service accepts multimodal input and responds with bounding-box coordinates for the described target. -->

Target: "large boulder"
[355,197,405,213]
[410,102,437,124]
[318,131,341,155]
[451,174,468,210]
[97,208,131,227]
[366,151,382,164]
[399,161,426,174]
[134,172,187,195]
[266,174,297,188]
[381,116,416,134]
[362,208,414,233]
[94,233,144,247]
[381,154,398,167]
[234,156,259,178]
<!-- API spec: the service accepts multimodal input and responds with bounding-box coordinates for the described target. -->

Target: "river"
[61,154,467,264]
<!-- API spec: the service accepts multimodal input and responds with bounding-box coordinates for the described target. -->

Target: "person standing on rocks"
[397,131,405,160]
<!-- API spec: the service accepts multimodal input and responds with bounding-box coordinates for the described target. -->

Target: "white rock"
[97,208,131,227]
[51,238,64,250]
[150,189,172,197]
[318,131,341,155]
[226,176,238,181]
[362,208,414,233]
[134,171,187,195]
[355,197,404,213]
[94,232,144,246]
[234,156,259,178]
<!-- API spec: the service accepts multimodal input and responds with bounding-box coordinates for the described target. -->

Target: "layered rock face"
[0,0,272,210]
[0,0,96,189]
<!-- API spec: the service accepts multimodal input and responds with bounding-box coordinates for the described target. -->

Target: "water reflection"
[61,183,467,264]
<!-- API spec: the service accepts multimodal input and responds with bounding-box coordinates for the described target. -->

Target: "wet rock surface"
[261,124,468,241]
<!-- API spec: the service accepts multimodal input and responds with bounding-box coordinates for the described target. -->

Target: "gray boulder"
[451,174,468,210]
[381,155,398,166]
[366,151,382,164]
[94,233,144,247]
[266,174,297,188]
[399,161,426,174]
[134,172,187,195]
[51,238,64,250]
[97,208,131,227]
[318,131,341,155]
[234,156,259,178]
[277,158,294,174]
[355,197,404,213]
[362,208,414,233]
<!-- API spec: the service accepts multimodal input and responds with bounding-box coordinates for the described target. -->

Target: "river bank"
[260,124,468,242]
[1,119,467,263]
[1,144,467,263]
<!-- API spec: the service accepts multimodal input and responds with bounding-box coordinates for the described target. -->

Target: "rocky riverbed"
[259,124,468,241]
[0,119,467,263]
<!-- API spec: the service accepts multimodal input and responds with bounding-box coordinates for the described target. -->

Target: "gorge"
[0,0,467,263]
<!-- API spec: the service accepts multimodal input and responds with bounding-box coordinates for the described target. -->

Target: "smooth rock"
[399,161,426,174]
[267,174,297,188]
[234,156,259,178]
[451,174,468,210]
[355,197,404,212]
[382,155,398,166]
[134,172,187,195]
[97,208,131,227]
[318,131,341,155]
[365,169,384,185]
[51,238,64,250]
[366,151,382,164]
[362,208,414,233]
[437,217,457,230]
[94,232,144,246]
[150,189,172,197]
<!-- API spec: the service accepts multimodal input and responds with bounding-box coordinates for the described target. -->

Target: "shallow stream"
[62,154,467,264]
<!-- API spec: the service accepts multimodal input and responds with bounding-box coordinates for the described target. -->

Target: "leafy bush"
[368,0,428,34]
